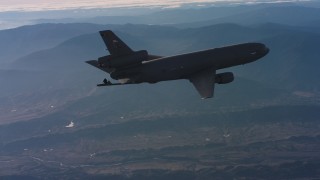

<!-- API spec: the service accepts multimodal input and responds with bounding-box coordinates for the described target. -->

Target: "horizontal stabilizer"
[85,60,113,73]
[97,83,122,86]
[97,80,132,87]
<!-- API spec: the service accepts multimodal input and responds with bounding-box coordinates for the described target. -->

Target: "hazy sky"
[0,0,227,11]
[0,0,302,12]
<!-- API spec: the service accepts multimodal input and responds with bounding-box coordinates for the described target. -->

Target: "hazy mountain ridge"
[178,5,320,28]
[31,3,320,29]
[0,23,111,64]
[31,4,265,26]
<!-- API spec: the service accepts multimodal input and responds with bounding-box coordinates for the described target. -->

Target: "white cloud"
[65,121,74,128]
[0,0,308,12]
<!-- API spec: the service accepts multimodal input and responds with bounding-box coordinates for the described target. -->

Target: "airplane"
[86,30,269,99]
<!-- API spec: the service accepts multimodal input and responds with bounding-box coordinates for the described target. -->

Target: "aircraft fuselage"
[113,43,269,83]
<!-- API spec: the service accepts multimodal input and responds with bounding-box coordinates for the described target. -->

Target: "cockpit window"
[250,51,257,55]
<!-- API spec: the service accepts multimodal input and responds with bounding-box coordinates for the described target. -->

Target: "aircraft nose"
[261,45,270,56]
[254,43,269,57]
[245,43,269,63]
[263,45,269,54]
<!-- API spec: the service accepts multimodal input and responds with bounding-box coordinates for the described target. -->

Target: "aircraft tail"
[100,30,133,57]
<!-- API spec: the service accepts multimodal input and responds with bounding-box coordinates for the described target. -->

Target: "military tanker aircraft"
[86,30,269,99]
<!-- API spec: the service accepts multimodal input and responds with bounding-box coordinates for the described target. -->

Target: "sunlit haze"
[1,0,225,11]
[0,0,310,11]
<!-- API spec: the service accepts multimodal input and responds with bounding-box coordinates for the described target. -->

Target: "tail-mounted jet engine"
[98,50,148,68]
[215,72,234,84]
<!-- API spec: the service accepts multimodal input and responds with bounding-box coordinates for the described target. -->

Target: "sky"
[0,0,310,12]
[0,0,225,11]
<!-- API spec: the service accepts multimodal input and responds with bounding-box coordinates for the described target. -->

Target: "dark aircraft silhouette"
[86,30,269,99]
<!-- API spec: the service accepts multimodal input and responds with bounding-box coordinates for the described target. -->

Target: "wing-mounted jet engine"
[215,72,234,84]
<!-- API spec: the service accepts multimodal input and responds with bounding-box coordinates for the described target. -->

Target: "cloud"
[0,0,314,12]
[65,121,74,128]
[0,0,212,11]
[0,0,309,12]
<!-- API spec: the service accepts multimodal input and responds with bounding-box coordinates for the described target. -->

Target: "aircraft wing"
[100,30,133,57]
[189,68,216,99]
